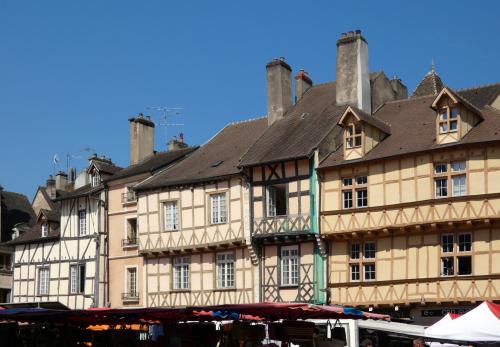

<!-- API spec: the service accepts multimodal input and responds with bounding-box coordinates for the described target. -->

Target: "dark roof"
[457,83,500,108]
[7,225,59,245]
[39,209,60,222]
[0,190,36,243]
[320,84,500,169]
[106,147,198,182]
[54,183,102,201]
[411,70,444,97]
[90,159,122,175]
[240,82,346,166]
[346,106,391,134]
[135,117,268,190]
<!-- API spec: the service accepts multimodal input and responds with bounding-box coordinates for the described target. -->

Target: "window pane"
[441,257,454,276]
[78,210,86,235]
[342,178,352,187]
[267,186,276,217]
[354,136,362,147]
[435,164,447,174]
[439,123,448,134]
[435,178,448,197]
[70,266,77,294]
[164,202,179,230]
[451,161,466,172]
[346,138,353,149]
[79,265,85,293]
[356,176,367,185]
[450,120,458,132]
[457,256,472,275]
[281,246,299,286]
[350,264,360,281]
[364,241,376,259]
[343,191,353,209]
[452,175,466,197]
[441,235,454,253]
[450,107,459,119]
[439,109,448,121]
[356,189,368,208]
[458,234,472,252]
[354,125,362,135]
[364,264,375,280]
[350,243,360,259]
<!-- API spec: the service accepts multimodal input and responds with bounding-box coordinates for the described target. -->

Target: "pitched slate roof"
[106,147,198,182]
[135,117,268,190]
[240,82,347,167]
[7,225,60,245]
[411,70,444,97]
[54,183,102,201]
[90,159,122,175]
[320,84,500,169]
[0,190,36,242]
[345,106,392,134]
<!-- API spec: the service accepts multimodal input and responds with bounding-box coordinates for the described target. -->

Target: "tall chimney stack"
[129,113,155,165]
[295,69,313,102]
[336,29,371,114]
[266,57,292,126]
[55,171,68,191]
[46,175,56,200]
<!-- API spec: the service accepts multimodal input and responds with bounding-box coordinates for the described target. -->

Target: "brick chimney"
[46,175,56,200]
[266,57,292,126]
[168,133,188,151]
[295,69,313,102]
[336,30,371,114]
[129,113,155,165]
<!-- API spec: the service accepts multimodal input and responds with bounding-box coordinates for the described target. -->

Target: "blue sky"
[1,1,499,199]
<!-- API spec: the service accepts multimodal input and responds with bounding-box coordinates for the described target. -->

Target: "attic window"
[438,107,459,134]
[41,223,49,237]
[211,160,223,168]
[345,124,362,149]
[91,172,100,187]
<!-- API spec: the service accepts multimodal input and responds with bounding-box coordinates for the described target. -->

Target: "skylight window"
[211,160,223,168]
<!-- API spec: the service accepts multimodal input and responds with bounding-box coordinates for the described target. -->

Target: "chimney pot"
[341,32,347,38]
[179,133,184,144]
[348,31,354,36]
[138,112,143,118]
[355,29,361,34]
[295,69,313,102]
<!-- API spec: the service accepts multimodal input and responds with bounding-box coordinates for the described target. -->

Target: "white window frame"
[216,252,235,289]
[210,193,227,224]
[69,264,85,294]
[434,161,467,198]
[41,223,49,237]
[78,210,86,235]
[125,266,138,297]
[266,186,277,217]
[280,245,299,286]
[38,267,50,296]
[163,201,179,231]
[91,171,100,187]
[349,241,376,282]
[124,217,138,244]
[342,176,368,209]
[173,257,190,290]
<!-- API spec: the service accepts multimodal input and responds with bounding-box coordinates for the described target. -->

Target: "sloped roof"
[7,225,59,245]
[90,159,122,175]
[342,106,392,134]
[0,190,36,242]
[320,84,500,169]
[240,82,346,166]
[135,117,267,190]
[107,147,198,182]
[54,183,102,201]
[39,209,60,222]
[412,70,444,97]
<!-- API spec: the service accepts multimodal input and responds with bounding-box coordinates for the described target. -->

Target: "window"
[163,201,179,231]
[38,267,50,295]
[438,107,459,134]
[266,184,287,217]
[349,241,376,281]
[434,161,466,198]
[280,246,299,286]
[122,186,137,203]
[126,267,137,297]
[216,252,235,288]
[342,175,368,209]
[173,257,189,290]
[91,172,100,187]
[126,218,138,244]
[210,193,227,224]
[41,223,49,237]
[69,264,86,294]
[78,210,86,235]
[440,233,472,276]
[345,124,362,149]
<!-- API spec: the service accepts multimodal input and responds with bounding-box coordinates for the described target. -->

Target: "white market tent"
[425,301,500,345]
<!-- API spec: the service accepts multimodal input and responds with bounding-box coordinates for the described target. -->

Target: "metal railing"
[121,191,137,204]
[122,237,138,247]
[252,213,311,236]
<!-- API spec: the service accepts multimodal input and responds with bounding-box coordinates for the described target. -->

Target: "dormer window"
[91,172,100,187]
[345,124,362,149]
[41,223,49,237]
[438,107,459,134]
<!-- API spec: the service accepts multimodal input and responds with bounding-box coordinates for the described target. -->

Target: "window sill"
[213,288,236,292]
[278,284,299,289]
[170,289,191,293]
[210,222,228,226]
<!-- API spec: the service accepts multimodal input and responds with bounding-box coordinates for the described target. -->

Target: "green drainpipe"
[310,153,325,304]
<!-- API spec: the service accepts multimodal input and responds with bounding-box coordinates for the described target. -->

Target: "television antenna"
[147,106,184,146]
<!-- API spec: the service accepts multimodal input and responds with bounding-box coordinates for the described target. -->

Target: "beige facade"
[138,176,257,307]
[108,174,147,308]
[321,144,500,322]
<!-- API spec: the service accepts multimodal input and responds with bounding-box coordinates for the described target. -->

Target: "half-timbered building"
[318,40,500,323]
[240,30,408,304]
[107,113,197,308]
[134,117,266,307]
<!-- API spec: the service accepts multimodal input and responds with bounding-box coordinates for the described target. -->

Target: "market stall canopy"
[425,301,500,343]
[0,302,389,325]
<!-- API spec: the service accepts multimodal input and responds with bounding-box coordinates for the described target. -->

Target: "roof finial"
[431,58,435,74]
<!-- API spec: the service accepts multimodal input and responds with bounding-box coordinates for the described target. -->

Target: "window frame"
[209,192,228,225]
[280,245,299,287]
[78,209,87,236]
[440,232,472,277]
[345,123,363,149]
[266,184,288,218]
[162,200,180,231]
[69,263,86,294]
[41,222,49,237]
[216,251,235,289]
[438,106,459,135]
[342,175,368,209]
[434,161,467,198]
[172,256,190,291]
[349,241,376,282]
[91,171,100,187]
[37,267,50,296]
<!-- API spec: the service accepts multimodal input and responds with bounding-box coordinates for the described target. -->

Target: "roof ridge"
[226,115,266,126]
[456,82,500,92]
[384,94,434,104]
